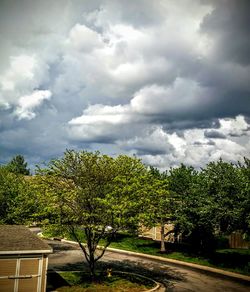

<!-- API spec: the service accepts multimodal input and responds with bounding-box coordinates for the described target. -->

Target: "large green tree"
[37,150,146,277]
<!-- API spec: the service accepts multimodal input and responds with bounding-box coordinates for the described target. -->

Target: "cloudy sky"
[0,0,249,170]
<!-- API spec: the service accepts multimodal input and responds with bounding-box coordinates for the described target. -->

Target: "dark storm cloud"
[229,132,249,138]
[201,0,250,65]
[162,119,221,132]
[193,140,216,146]
[204,130,226,139]
[122,143,171,156]
[0,0,249,169]
[133,148,168,156]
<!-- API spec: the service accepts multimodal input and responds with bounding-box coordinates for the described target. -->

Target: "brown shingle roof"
[0,225,52,254]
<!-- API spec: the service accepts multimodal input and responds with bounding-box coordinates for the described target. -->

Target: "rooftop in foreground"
[0,225,52,254]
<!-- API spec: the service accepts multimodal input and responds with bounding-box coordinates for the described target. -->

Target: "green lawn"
[108,233,250,275]
[109,235,215,265]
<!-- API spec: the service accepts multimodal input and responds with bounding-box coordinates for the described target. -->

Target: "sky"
[0,0,249,170]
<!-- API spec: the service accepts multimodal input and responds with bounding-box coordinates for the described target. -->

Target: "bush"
[215,235,229,249]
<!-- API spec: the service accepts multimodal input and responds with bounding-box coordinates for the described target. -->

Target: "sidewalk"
[61,239,250,284]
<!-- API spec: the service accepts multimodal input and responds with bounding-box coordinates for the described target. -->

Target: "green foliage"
[140,166,170,251]
[1,149,248,270]
[0,166,34,224]
[168,164,201,234]
[7,155,30,175]
[167,159,250,252]
[200,158,250,237]
[168,164,216,252]
[237,157,250,236]
[140,160,249,253]
[0,166,20,223]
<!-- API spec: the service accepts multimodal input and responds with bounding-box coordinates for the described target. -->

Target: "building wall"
[0,254,48,292]
[140,224,177,242]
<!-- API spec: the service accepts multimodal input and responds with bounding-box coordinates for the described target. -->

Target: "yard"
[43,228,250,276]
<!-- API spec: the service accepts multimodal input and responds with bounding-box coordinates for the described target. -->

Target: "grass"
[47,271,154,292]
[108,233,250,275]
[109,235,212,266]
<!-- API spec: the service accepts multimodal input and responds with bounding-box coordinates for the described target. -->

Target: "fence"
[229,231,250,249]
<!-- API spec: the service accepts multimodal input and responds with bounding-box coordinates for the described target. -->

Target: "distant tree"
[168,164,200,234]
[201,159,243,235]
[7,155,30,175]
[141,166,172,252]
[237,157,250,237]
[37,150,146,278]
[168,164,215,252]
[167,159,250,252]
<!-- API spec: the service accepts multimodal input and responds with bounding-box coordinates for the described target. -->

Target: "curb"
[53,238,250,284]
[47,270,162,292]
[105,271,161,292]
[105,247,250,284]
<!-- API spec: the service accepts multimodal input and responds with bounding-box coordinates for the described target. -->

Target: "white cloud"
[84,111,249,169]
[219,115,249,137]
[69,104,132,125]
[14,90,52,120]
[67,77,211,141]
[67,24,104,52]
[168,133,187,155]
[131,78,210,116]
[0,55,49,94]
[0,54,50,111]
[68,103,144,142]
[119,126,174,155]
[0,55,36,91]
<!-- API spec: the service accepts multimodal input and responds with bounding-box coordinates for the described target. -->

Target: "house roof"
[0,225,52,255]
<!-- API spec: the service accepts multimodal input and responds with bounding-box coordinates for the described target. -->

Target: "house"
[0,225,52,292]
[140,223,181,243]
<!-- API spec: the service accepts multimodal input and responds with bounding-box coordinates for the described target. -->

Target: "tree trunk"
[88,250,96,280]
[160,224,166,252]
[89,260,95,280]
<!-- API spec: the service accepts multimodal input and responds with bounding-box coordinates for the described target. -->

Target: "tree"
[141,167,172,252]
[0,166,34,224]
[168,164,215,252]
[7,155,30,175]
[201,159,243,235]
[168,164,200,234]
[167,159,250,252]
[199,158,250,241]
[237,157,250,238]
[37,150,146,278]
[0,166,19,223]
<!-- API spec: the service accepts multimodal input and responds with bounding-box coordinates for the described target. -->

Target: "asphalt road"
[46,240,250,292]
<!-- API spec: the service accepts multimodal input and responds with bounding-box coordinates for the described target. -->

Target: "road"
[46,240,250,292]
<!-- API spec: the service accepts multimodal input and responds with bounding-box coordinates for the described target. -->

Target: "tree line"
[0,151,249,277]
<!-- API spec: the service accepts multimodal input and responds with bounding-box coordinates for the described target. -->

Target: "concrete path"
[46,240,250,292]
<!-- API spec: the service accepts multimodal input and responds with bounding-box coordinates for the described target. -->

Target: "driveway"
[46,240,250,292]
